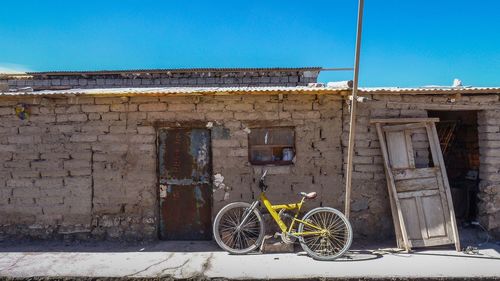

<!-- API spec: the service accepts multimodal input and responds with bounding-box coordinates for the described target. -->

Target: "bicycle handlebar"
[260,169,268,180]
[259,169,269,191]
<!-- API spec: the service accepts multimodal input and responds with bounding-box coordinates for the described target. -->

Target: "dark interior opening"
[428,111,480,224]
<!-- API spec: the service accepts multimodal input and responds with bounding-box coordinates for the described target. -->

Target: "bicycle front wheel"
[213,202,265,254]
[298,207,353,261]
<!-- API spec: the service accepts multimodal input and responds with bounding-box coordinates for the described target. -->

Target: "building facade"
[0,69,498,242]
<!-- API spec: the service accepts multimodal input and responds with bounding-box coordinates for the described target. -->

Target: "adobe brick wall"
[343,94,500,239]
[2,69,320,90]
[0,93,344,241]
[477,110,500,235]
[0,91,498,241]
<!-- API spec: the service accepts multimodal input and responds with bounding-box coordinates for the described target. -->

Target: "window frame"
[247,126,296,166]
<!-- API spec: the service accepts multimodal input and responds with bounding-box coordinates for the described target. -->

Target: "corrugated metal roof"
[359,87,500,94]
[4,67,322,77]
[0,86,349,97]
[2,86,500,97]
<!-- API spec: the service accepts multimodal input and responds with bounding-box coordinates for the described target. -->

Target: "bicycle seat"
[300,192,317,199]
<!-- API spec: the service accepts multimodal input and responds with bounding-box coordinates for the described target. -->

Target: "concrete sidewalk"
[0,240,499,280]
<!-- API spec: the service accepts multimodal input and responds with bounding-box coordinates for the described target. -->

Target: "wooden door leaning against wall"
[372,118,460,251]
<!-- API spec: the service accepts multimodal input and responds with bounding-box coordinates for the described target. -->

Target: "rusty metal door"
[158,128,212,240]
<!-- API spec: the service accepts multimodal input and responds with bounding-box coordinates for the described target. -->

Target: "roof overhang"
[1,86,500,98]
[0,86,351,98]
[359,87,500,95]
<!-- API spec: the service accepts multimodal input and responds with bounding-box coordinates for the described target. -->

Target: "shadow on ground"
[0,226,497,259]
[0,240,222,253]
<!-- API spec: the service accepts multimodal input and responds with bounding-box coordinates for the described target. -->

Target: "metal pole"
[345,0,364,219]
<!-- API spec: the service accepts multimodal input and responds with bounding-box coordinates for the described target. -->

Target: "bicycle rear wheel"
[213,202,265,254]
[298,207,353,261]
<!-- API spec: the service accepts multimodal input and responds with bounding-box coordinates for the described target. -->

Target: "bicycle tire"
[213,202,265,254]
[297,207,353,261]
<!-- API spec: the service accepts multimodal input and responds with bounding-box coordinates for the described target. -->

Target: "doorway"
[157,128,212,240]
[427,111,480,224]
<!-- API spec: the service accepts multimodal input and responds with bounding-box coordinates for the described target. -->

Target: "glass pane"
[250,147,273,162]
[248,127,295,165]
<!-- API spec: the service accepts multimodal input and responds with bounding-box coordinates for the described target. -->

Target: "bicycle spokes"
[218,207,261,250]
[302,211,350,256]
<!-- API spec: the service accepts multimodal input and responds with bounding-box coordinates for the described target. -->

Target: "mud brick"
[95,97,128,104]
[97,134,127,143]
[8,135,41,144]
[64,160,91,170]
[225,103,254,112]
[18,126,44,134]
[11,170,40,178]
[70,134,98,142]
[41,170,68,178]
[196,103,225,112]
[29,115,56,123]
[130,97,159,103]
[34,178,63,189]
[100,112,120,121]
[129,135,155,143]
[67,114,88,122]
[167,103,195,111]
[234,112,262,120]
[64,176,92,189]
[82,105,110,113]
[110,103,138,112]
[138,103,167,112]
[292,111,320,119]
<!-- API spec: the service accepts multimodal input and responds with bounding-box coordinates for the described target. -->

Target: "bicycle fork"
[236,201,259,231]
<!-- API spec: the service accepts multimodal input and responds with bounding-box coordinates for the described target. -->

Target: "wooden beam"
[382,122,429,132]
[344,0,365,219]
[370,118,440,124]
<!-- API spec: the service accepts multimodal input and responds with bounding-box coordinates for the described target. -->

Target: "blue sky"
[0,1,498,87]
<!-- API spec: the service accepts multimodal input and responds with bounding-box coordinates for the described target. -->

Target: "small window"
[248,127,295,165]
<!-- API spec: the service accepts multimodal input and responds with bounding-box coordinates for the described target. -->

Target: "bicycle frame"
[259,192,325,237]
[214,170,353,260]
[236,170,325,237]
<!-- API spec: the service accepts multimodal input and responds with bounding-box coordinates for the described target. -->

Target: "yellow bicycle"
[213,170,353,260]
